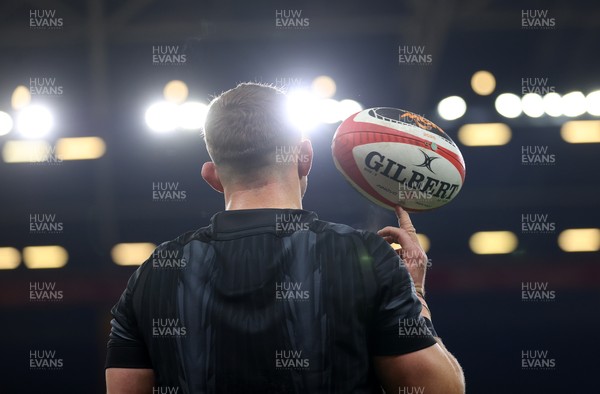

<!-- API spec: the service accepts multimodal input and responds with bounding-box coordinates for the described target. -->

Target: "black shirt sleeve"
[105,262,153,369]
[364,232,437,356]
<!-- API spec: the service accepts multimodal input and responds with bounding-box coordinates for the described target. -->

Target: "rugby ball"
[331,107,465,211]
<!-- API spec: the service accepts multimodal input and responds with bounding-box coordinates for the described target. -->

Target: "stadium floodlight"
[316,99,342,124]
[178,101,208,130]
[586,90,600,116]
[494,93,522,118]
[286,89,320,132]
[145,101,178,133]
[0,111,13,136]
[437,96,467,121]
[337,99,363,121]
[16,105,54,138]
[542,93,562,117]
[562,91,586,117]
[521,93,544,118]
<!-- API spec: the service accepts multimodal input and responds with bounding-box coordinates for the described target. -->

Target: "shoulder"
[133,226,212,275]
[153,225,212,253]
[313,218,372,239]
[313,219,394,254]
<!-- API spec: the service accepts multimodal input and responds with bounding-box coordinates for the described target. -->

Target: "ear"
[298,139,313,178]
[201,162,224,193]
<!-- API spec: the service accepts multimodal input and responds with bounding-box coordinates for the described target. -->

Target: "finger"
[377,226,402,240]
[395,206,416,233]
[379,226,417,251]
[380,236,396,245]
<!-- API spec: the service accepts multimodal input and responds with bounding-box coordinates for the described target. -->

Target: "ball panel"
[331,108,466,211]
[335,111,466,181]
[352,143,463,211]
[354,108,457,150]
[332,132,397,209]
[332,154,395,210]
[336,130,465,183]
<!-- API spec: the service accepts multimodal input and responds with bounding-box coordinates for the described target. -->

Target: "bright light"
[178,101,208,130]
[471,70,496,96]
[337,99,363,121]
[145,102,178,132]
[163,80,189,104]
[586,90,600,116]
[16,105,54,138]
[0,111,13,136]
[145,100,210,132]
[23,245,68,269]
[458,123,511,146]
[285,91,361,131]
[562,91,586,117]
[469,231,518,255]
[558,228,600,252]
[56,137,106,160]
[543,92,562,117]
[286,89,320,132]
[2,140,51,163]
[495,93,522,118]
[0,247,21,269]
[311,75,337,98]
[521,93,544,118]
[437,96,467,121]
[111,243,156,266]
[11,85,31,110]
[314,99,340,124]
[560,120,600,143]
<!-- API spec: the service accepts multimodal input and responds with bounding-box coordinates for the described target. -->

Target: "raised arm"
[375,206,465,394]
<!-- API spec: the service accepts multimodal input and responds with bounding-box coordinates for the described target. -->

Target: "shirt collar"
[209,208,318,238]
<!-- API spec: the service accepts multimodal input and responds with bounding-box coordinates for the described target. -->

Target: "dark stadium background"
[0,0,598,393]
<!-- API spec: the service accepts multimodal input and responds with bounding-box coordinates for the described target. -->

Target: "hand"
[377,206,428,294]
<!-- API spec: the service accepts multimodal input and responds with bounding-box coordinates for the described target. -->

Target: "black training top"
[106,209,436,393]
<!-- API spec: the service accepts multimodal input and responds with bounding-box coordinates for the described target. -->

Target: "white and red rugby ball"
[331,107,466,212]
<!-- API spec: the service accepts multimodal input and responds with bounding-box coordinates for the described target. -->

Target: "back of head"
[203,83,302,182]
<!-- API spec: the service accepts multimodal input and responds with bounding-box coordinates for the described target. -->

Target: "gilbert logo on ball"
[332,107,466,211]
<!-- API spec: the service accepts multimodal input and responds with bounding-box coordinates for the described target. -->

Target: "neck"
[224,180,303,210]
